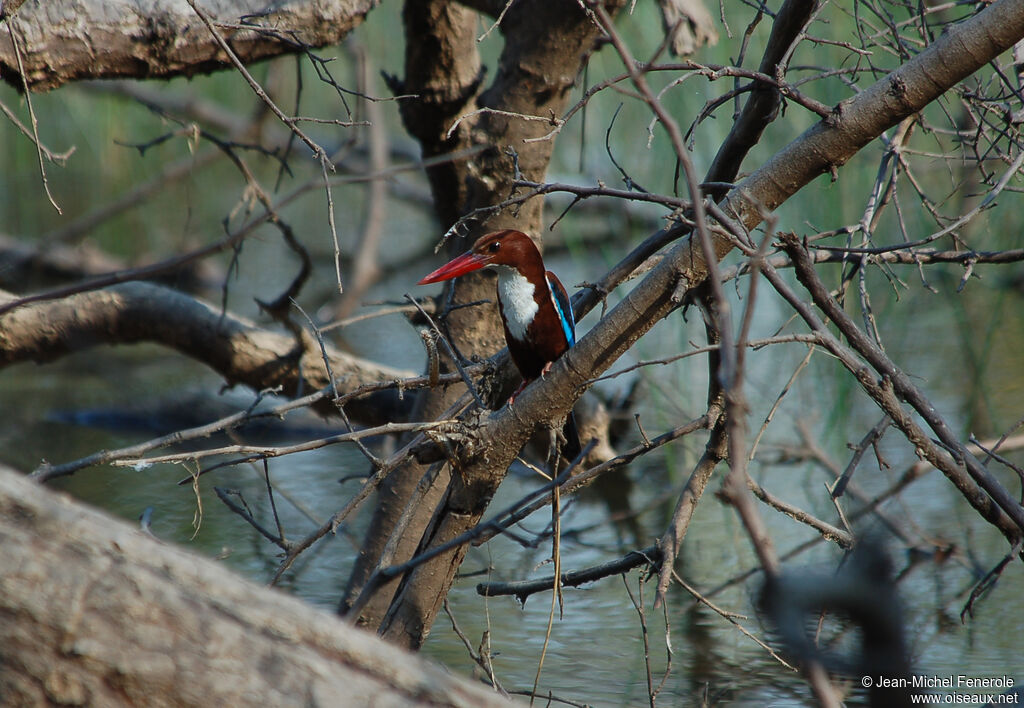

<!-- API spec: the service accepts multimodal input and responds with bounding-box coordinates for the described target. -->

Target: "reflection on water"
[3,262,1024,707]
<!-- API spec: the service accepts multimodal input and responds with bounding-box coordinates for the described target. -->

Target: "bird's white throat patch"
[495,266,538,341]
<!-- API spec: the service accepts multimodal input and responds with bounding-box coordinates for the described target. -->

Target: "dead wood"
[0,282,413,422]
[0,0,375,92]
[0,465,512,707]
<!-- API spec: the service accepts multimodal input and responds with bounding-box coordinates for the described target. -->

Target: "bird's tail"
[561,410,582,464]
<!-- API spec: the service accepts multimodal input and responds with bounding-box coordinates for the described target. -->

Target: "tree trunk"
[347,0,628,647]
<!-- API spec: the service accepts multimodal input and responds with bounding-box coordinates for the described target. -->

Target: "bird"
[418,229,581,460]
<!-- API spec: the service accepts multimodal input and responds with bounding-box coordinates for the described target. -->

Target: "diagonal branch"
[0,282,414,473]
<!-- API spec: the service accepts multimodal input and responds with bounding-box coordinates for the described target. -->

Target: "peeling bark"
[657,0,719,56]
[0,0,377,92]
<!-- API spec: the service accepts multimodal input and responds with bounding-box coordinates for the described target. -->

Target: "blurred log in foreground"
[0,465,511,707]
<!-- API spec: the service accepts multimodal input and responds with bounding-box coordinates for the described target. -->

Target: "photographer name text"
[868,676,1014,690]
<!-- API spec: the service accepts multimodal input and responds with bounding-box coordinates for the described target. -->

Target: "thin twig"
[7,20,62,213]
[110,421,454,468]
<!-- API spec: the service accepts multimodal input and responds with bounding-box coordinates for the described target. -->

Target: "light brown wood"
[0,0,376,92]
[0,465,513,707]
[0,282,414,425]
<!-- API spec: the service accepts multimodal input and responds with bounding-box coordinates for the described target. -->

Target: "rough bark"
[0,0,377,92]
[0,465,511,708]
[376,0,1024,649]
[339,0,485,630]
[353,0,627,646]
[0,283,413,422]
[396,0,484,230]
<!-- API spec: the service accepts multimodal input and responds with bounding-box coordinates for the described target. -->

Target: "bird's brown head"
[417,230,541,284]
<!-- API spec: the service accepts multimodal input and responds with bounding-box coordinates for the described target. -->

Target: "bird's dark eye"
[489,242,500,253]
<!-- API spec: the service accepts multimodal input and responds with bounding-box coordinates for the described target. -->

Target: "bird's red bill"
[417,251,488,284]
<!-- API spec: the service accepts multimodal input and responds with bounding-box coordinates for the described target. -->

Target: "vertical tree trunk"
[340,0,494,629]
[351,0,627,648]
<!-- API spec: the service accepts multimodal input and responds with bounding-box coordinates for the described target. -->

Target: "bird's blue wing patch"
[546,271,575,347]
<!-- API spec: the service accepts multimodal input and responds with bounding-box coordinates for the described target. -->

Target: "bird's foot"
[507,379,529,406]
[509,365,553,405]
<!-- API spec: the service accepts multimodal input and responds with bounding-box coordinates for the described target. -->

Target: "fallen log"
[0,465,511,707]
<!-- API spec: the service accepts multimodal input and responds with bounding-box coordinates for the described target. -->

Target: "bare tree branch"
[0,0,376,91]
[0,282,413,431]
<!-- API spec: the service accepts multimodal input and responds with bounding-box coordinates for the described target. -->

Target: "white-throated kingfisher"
[418,229,581,460]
